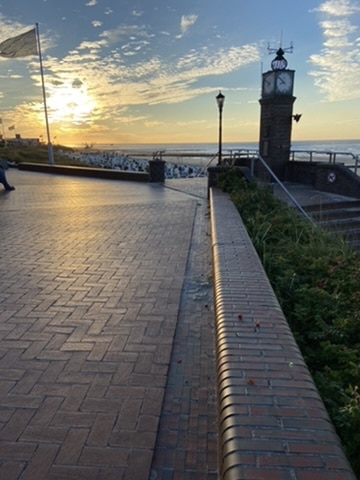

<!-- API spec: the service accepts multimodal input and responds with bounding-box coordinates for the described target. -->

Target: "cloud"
[312,0,360,16]
[85,0,97,6]
[309,0,360,101]
[0,14,260,139]
[72,79,83,88]
[99,24,153,45]
[177,14,198,38]
[176,119,207,127]
[33,33,259,133]
[144,120,163,128]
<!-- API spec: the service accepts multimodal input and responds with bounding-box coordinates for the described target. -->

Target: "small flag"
[0,28,37,58]
[8,125,15,131]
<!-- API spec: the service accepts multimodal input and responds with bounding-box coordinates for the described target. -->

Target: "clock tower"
[259,47,296,180]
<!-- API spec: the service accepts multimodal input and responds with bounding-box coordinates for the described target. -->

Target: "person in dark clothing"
[0,159,15,191]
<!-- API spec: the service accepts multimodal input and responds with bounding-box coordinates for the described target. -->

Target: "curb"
[18,162,149,182]
[210,187,356,480]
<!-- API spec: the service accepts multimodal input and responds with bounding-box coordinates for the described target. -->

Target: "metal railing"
[255,154,315,225]
[207,148,315,225]
[130,147,360,174]
[289,149,360,175]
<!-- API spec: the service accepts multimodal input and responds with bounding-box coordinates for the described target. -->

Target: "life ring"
[327,172,337,183]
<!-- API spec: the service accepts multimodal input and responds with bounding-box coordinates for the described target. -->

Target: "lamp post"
[216,91,225,165]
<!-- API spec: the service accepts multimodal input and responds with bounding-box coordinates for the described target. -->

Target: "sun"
[47,83,97,125]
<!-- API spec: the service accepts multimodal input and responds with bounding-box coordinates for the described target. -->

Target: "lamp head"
[216,90,225,110]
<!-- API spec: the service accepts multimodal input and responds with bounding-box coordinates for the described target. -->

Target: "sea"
[68,139,360,170]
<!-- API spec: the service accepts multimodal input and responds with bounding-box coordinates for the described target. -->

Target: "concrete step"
[304,199,360,213]
[303,200,360,250]
[348,239,360,250]
[317,218,360,231]
[337,227,360,241]
[310,208,360,222]
[275,184,360,251]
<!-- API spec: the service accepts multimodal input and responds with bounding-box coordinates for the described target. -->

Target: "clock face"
[276,71,293,95]
[263,72,275,96]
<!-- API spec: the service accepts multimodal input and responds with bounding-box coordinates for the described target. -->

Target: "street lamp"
[216,91,225,165]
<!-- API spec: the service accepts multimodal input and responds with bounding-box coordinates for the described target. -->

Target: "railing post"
[250,157,255,178]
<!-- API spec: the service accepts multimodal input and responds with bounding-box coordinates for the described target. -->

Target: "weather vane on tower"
[267,41,293,70]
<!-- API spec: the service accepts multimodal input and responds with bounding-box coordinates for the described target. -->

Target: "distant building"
[0,133,41,146]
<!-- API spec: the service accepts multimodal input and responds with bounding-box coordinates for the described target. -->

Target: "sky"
[0,0,359,146]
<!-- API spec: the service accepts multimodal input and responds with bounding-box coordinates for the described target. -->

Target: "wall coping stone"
[210,187,356,480]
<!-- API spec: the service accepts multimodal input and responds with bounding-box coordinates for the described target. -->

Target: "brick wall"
[210,188,357,480]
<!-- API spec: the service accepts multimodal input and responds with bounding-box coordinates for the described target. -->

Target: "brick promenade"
[0,170,217,479]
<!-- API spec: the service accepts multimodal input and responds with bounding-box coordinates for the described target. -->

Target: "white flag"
[0,28,37,58]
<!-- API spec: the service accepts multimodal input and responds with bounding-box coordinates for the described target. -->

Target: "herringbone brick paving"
[150,181,217,479]
[0,171,216,479]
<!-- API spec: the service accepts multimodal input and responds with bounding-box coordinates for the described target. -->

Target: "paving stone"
[150,184,217,479]
[0,172,216,479]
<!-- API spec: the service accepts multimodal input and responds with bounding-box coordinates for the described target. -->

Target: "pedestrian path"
[2,169,356,480]
[150,178,217,479]
[0,170,216,480]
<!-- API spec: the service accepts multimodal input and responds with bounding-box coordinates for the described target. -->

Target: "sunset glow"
[0,0,359,146]
[47,83,97,125]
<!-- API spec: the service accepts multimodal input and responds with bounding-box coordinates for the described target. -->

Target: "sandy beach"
[61,148,207,179]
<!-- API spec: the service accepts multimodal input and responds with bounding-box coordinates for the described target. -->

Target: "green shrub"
[219,169,360,477]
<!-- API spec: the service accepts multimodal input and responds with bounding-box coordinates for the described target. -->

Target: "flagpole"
[35,23,54,165]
